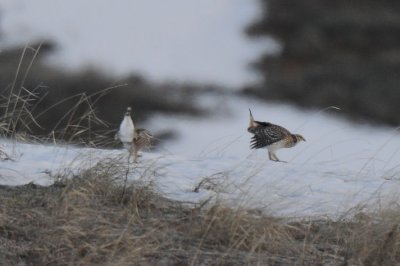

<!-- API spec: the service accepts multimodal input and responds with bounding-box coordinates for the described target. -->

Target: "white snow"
[1,94,400,218]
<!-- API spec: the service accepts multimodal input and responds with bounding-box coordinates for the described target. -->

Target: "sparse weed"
[2,38,400,266]
[1,158,400,265]
[0,42,205,149]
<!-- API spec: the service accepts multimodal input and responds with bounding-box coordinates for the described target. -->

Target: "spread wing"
[134,128,153,150]
[250,124,291,149]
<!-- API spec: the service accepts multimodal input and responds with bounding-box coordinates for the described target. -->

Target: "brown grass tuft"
[1,160,400,265]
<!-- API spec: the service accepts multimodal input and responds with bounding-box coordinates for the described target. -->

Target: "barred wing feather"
[134,128,153,150]
[250,124,290,149]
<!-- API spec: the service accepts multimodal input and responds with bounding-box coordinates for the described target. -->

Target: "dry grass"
[0,43,138,148]
[0,42,206,148]
[1,39,400,266]
[1,160,400,265]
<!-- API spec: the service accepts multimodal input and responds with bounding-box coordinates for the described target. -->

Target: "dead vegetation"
[1,160,400,265]
[0,42,208,148]
[1,34,400,266]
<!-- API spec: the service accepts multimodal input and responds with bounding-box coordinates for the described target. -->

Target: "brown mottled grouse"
[247,109,305,162]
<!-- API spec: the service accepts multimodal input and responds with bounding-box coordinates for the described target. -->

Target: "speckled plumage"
[130,128,153,162]
[247,109,305,162]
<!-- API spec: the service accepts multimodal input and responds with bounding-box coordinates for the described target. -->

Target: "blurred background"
[0,0,399,151]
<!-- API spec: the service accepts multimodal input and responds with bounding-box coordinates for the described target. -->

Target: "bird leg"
[133,148,139,163]
[268,152,287,163]
[129,145,139,163]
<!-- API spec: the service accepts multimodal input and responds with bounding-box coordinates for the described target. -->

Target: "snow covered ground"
[2,1,400,217]
[1,93,400,218]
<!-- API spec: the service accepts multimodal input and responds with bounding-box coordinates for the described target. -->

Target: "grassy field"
[1,159,400,265]
[1,41,400,266]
